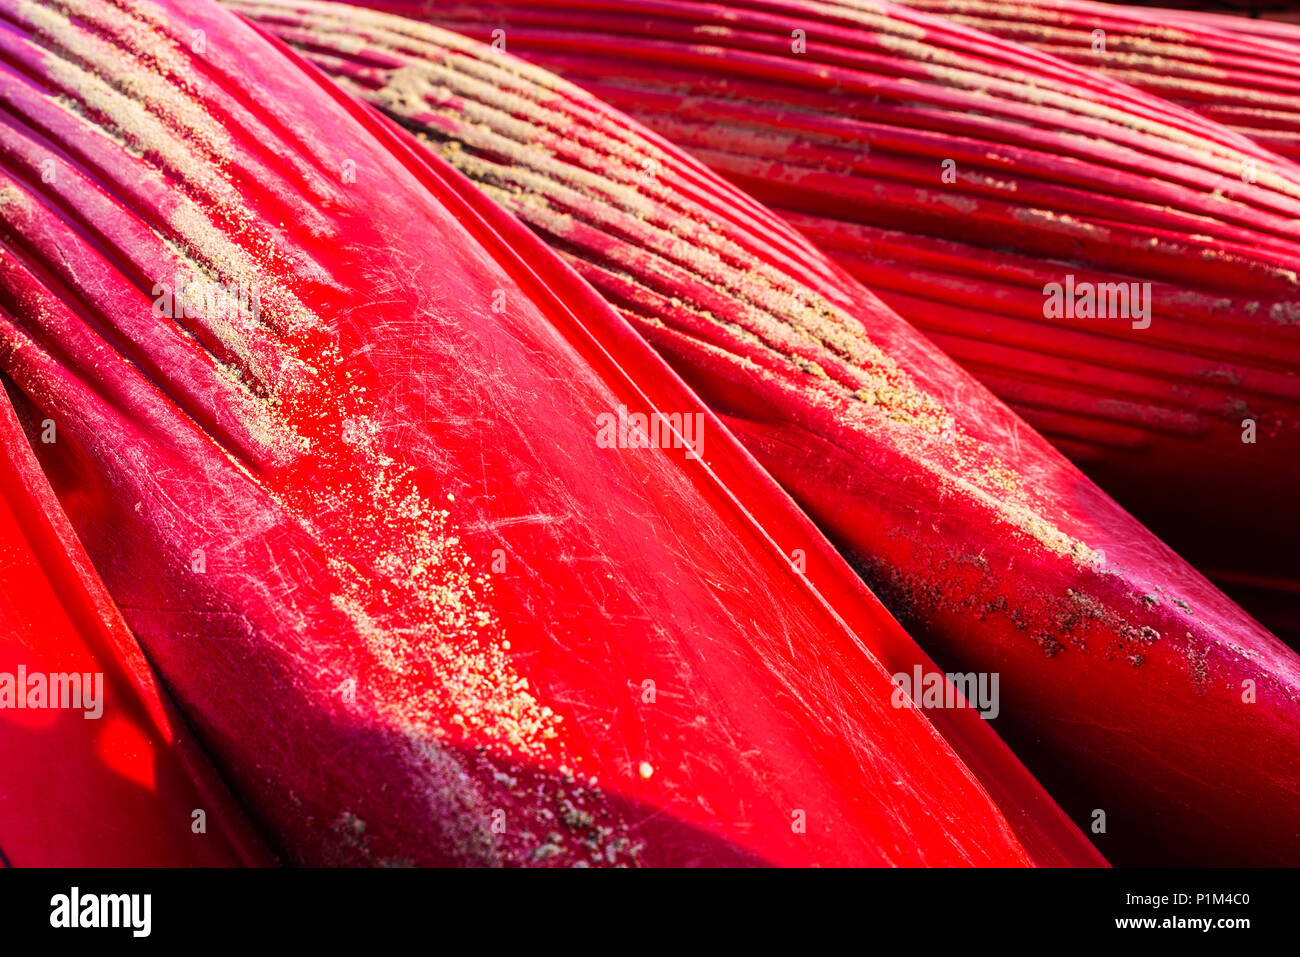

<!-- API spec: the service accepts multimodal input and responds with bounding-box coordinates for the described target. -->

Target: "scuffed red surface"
[235,0,1300,865]
[380,0,1300,639]
[0,0,1067,866]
